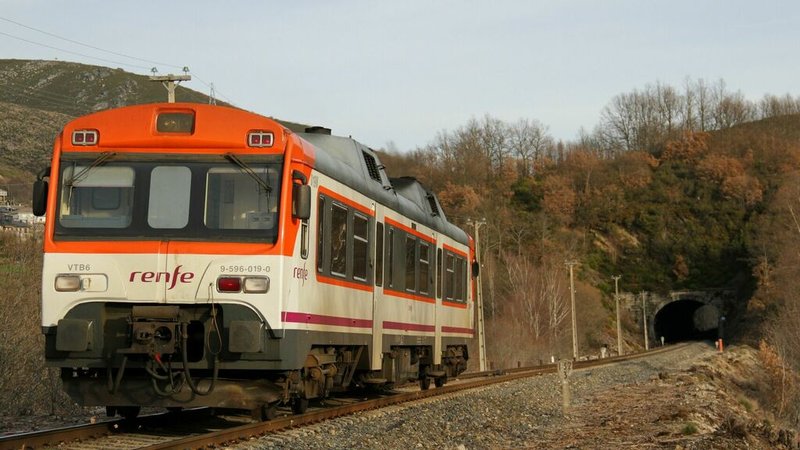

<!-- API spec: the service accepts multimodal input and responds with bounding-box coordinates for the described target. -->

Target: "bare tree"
[694,78,713,131]
[508,118,553,177]
[654,82,683,140]
[714,89,756,129]
[597,91,639,154]
[503,251,543,338]
[543,256,569,349]
[759,94,800,119]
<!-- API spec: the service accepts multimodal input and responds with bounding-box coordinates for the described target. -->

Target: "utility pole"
[149,67,191,103]
[641,291,649,350]
[612,275,622,356]
[467,218,488,371]
[208,83,217,105]
[566,260,578,359]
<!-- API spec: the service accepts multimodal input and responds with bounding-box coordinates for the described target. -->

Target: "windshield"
[56,155,283,242]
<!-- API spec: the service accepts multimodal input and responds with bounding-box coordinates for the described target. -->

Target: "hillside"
[0,102,71,199]
[0,59,213,115]
[378,112,800,380]
[0,59,307,199]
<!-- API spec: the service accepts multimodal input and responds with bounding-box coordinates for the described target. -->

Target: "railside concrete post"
[558,359,573,413]
[641,291,649,351]
[612,275,622,356]
[566,261,578,359]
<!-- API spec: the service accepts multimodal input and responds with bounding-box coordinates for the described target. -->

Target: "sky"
[0,1,798,151]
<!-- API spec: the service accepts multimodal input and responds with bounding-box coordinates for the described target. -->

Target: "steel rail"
[141,343,692,450]
[0,343,692,449]
[0,408,210,450]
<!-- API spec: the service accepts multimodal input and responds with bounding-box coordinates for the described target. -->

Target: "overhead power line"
[0,30,152,71]
[0,16,236,105]
[1,79,86,113]
[0,16,183,71]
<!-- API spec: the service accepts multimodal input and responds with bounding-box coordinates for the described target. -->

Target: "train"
[32,103,475,419]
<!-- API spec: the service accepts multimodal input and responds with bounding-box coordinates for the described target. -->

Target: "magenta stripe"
[383,320,435,333]
[282,311,372,329]
[442,325,474,335]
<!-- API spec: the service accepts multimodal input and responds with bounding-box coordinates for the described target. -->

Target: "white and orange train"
[33,103,475,419]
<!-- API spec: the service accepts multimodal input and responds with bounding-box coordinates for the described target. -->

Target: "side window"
[353,213,369,281]
[454,256,464,301]
[419,242,430,295]
[375,222,384,287]
[445,253,455,300]
[317,197,325,273]
[387,227,394,288]
[405,235,416,293]
[330,202,348,277]
[436,248,443,298]
[461,257,468,301]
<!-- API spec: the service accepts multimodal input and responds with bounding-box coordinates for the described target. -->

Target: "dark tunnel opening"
[653,299,720,344]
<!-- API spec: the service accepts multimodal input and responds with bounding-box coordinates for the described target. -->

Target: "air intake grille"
[363,151,382,183]
[426,193,440,216]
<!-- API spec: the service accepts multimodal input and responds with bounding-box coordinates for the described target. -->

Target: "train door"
[150,165,198,304]
[433,236,442,366]
[371,204,383,371]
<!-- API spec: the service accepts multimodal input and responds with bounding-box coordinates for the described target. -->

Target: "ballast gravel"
[234,343,717,449]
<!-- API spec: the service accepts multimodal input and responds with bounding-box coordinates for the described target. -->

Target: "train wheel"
[292,397,309,415]
[254,403,277,421]
[118,406,140,420]
[434,376,446,388]
[419,377,431,390]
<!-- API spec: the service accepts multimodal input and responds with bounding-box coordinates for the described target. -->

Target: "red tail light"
[217,277,242,292]
[248,131,274,148]
[72,130,99,146]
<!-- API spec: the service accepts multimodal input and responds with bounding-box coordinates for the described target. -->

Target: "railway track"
[0,343,689,450]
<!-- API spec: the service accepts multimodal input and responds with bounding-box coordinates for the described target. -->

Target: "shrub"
[0,233,79,416]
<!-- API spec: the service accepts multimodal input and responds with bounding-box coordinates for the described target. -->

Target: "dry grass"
[0,233,79,416]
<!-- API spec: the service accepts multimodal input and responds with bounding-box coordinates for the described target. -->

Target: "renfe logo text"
[129,265,195,290]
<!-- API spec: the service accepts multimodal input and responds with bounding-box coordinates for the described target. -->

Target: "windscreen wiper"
[64,151,117,187]
[224,153,273,195]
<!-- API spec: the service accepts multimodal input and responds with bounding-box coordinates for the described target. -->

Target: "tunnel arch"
[653,299,720,344]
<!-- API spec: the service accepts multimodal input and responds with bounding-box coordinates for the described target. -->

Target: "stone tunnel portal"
[653,299,721,344]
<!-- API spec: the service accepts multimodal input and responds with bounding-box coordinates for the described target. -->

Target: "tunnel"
[653,299,720,344]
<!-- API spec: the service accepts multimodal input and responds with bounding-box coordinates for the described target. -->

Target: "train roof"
[296,129,468,246]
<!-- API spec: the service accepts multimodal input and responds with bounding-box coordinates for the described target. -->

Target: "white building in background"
[12,213,45,226]
[0,189,7,203]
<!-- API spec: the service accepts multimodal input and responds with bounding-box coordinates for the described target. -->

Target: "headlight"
[243,276,269,293]
[55,274,81,292]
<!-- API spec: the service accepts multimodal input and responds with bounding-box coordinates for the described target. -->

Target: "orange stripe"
[443,243,468,259]
[43,240,280,255]
[443,300,468,309]
[318,186,373,217]
[383,287,436,304]
[316,272,374,292]
[384,217,435,244]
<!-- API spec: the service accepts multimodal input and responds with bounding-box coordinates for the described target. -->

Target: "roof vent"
[305,126,332,135]
[426,193,440,217]
[362,151,382,183]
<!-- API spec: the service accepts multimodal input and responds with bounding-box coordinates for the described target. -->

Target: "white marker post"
[558,359,573,413]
